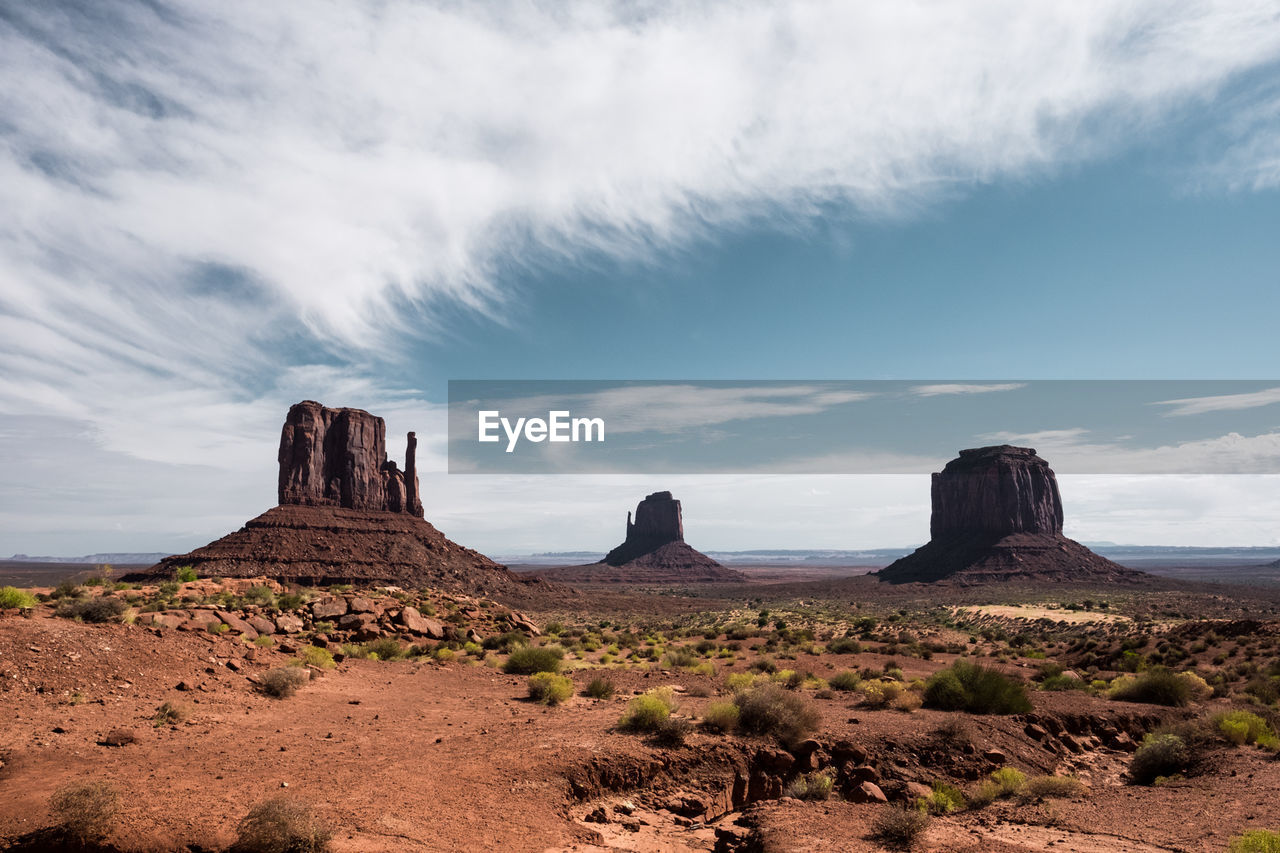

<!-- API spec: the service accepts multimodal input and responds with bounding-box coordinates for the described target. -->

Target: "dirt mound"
[878,533,1149,585]
[536,542,746,584]
[125,505,530,596]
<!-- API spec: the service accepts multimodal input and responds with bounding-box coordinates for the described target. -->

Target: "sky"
[2,1,1280,557]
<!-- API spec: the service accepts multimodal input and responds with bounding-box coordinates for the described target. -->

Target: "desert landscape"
[4,403,1280,853]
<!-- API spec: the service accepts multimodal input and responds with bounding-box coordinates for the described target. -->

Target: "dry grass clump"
[231,796,331,853]
[619,688,678,732]
[584,677,615,699]
[49,781,119,844]
[1020,774,1084,800]
[733,682,820,746]
[527,672,574,706]
[260,666,309,699]
[869,805,930,849]
[702,700,740,733]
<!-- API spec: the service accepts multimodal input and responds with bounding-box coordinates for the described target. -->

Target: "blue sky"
[2,2,1280,556]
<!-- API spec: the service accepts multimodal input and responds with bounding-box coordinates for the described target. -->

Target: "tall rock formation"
[130,402,530,596]
[877,445,1148,585]
[277,400,423,517]
[534,491,746,584]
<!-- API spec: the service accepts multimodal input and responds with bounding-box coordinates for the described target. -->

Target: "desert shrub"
[860,679,903,709]
[920,781,966,814]
[260,666,308,699]
[827,637,862,654]
[277,592,304,611]
[932,718,972,747]
[829,670,861,691]
[651,715,692,747]
[482,631,529,652]
[967,780,1001,809]
[785,770,835,801]
[232,796,331,853]
[154,701,187,727]
[503,645,564,675]
[527,672,574,706]
[892,691,923,712]
[922,661,1031,714]
[432,647,455,662]
[1041,674,1087,691]
[360,637,404,661]
[619,688,678,732]
[1230,830,1280,853]
[725,672,756,691]
[1216,710,1280,749]
[870,805,930,849]
[584,677,615,699]
[702,701,740,732]
[749,658,777,674]
[55,596,126,623]
[243,586,276,607]
[687,683,712,697]
[733,682,820,746]
[174,565,198,583]
[0,586,37,609]
[52,580,82,599]
[1109,667,1192,707]
[990,767,1026,796]
[298,646,336,669]
[665,649,698,668]
[1021,775,1084,799]
[50,781,119,844]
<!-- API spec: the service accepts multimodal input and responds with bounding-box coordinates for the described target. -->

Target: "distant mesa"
[534,491,746,584]
[127,401,527,595]
[876,445,1149,585]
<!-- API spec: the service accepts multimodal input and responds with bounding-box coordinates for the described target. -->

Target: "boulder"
[348,596,377,614]
[247,616,276,636]
[399,606,446,639]
[275,613,304,633]
[312,599,348,620]
[850,781,888,804]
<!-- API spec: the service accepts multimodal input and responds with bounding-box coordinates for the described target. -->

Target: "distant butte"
[876,445,1149,585]
[535,491,746,584]
[127,401,529,595]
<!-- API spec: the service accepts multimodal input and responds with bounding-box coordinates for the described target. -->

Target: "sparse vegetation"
[702,700,740,732]
[154,700,187,727]
[733,682,820,745]
[1216,710,1280,749]
[922,661,1031,714]
[232,796,331,853]
[919,781,966,814]
[49,781,119,844]
[174,565,198,583]
[1021,774,1084,800]
[260,666,309,698]
[55,595,127,623]
[1130,733,1190,784]
[829,670,861,691]
[870,805,930,849]
[785,770,835,801]
[503,645,564,675]
[359,637,405,661]
[584,677,615,699]
[1229,830,1280,853]
[298,646,336,669]
[527,672,574,705]
[0,586,37,609]
[1109,667,1195,707]
[619,688,678,732]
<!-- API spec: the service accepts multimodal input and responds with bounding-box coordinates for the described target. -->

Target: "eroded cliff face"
[277,400,423,517]
[929,445,1064,539]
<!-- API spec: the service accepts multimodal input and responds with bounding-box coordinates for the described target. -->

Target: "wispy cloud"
[980,427,1280,474]
[1153,386,1280,417]
[911,383,1026,397]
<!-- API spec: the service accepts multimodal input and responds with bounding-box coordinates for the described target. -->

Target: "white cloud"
[4,2,1280,551]
[1153,386,1280,416]
[980,427,1280,473]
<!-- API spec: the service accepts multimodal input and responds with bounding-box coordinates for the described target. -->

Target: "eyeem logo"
[478,410,605,452]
